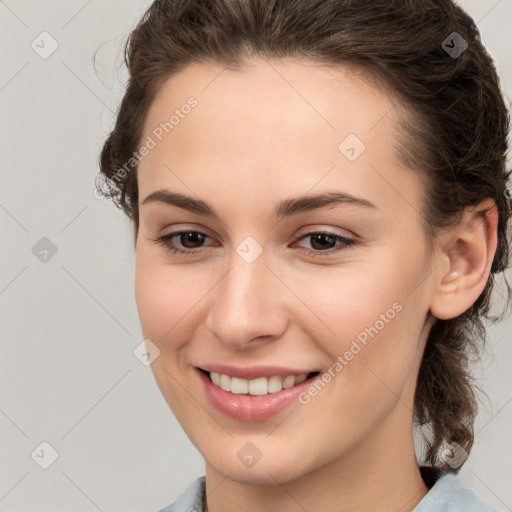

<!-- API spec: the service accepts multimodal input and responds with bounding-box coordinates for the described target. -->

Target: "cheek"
[134,253,215,347]
[289,257,403,334]
[290,249,426,386]
[134,258,167,339]
[134,255,203,417]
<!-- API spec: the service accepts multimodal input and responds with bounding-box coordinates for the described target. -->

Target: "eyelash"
[150,229,356,257]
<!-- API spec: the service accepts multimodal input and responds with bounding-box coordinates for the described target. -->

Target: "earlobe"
[429,199,498,320]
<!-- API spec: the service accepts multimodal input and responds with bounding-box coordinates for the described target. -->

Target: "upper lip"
[197,364,319,380]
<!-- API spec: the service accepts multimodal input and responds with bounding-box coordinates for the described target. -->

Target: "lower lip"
[196,368,319,422]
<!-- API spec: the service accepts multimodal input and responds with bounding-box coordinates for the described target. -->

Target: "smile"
[206,370,319,396]
[196,367,323,421]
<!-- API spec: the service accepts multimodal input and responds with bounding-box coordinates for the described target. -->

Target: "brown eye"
[308,233,338,251]
[294,231,356,256]
[178,232,207,249]
[152,230,214,255]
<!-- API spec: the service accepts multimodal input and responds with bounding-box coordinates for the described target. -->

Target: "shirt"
[157,472,498,512]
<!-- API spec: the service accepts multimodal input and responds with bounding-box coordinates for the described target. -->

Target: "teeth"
[248,377,268,395]
[267,376,283,393]
[295,373,307,384]
[230,377,248,394]
[219,374,231,392]
[282,375,295,389]
[208,371,310,395]
[210,372,220,386]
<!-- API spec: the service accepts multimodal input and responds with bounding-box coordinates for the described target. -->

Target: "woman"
[97,0,511,510]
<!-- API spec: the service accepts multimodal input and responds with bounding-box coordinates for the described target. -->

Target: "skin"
[134,58,498,512]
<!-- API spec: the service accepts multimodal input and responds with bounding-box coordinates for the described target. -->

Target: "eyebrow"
[141,189,379,218]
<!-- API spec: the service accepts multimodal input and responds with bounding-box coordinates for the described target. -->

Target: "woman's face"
[135,58,438,483]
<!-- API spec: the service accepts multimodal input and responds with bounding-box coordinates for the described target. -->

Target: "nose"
[205,248,289,350]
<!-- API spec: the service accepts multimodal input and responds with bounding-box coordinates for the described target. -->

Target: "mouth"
[198,368,321,396]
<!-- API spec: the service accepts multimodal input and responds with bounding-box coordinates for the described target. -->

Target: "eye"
[151,229,356,257]
[292,230,356,256]
[151,230,215,255]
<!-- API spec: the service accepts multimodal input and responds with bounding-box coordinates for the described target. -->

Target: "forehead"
[142,58,397,157]
[137,58,421,221]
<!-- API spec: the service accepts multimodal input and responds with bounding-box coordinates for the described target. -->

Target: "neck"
[204,404,429,512]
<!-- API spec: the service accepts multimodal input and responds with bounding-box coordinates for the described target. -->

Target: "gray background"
[0,1,511,511]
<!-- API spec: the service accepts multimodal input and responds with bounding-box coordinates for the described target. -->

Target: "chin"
[203,441,324,485]
[210,459,308,485]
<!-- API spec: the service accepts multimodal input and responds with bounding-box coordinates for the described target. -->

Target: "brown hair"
[97,0,512,474]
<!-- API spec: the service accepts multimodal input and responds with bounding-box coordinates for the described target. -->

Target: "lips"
[195,366,322,421]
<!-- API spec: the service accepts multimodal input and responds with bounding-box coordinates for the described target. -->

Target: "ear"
[429,198,498,320]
